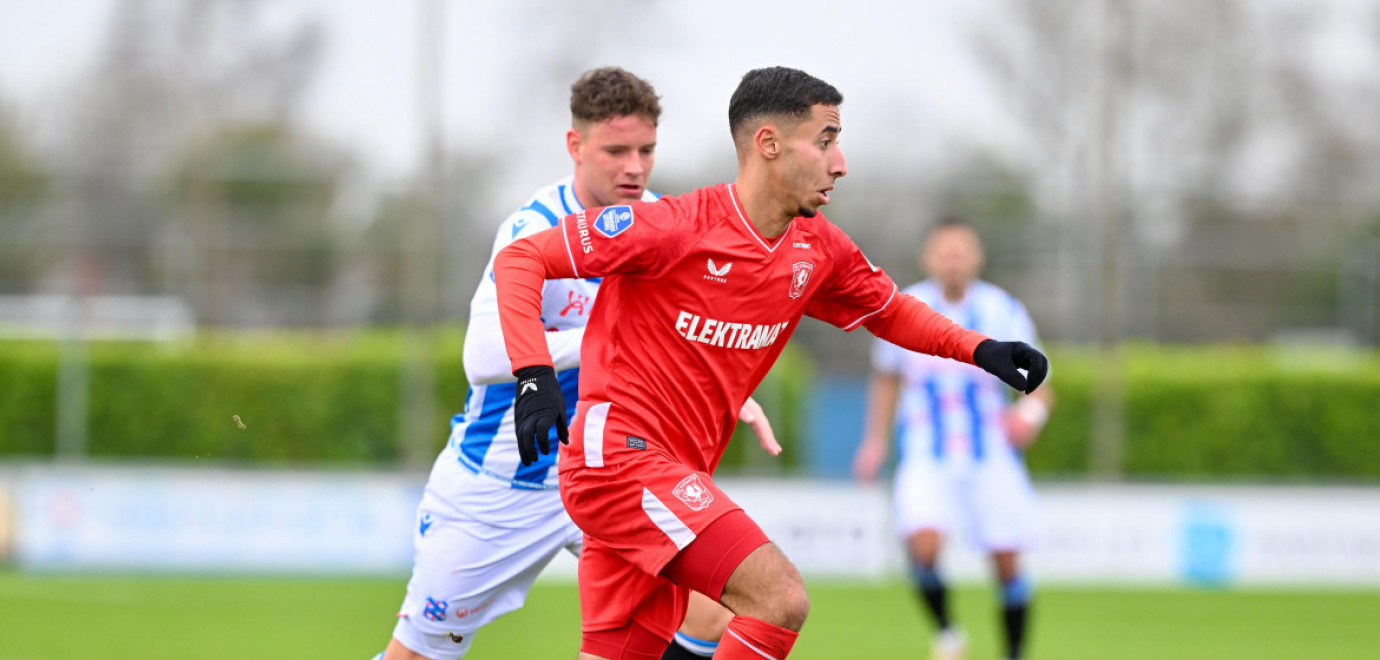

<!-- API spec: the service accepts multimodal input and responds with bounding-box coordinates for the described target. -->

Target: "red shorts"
[561,444,768,640]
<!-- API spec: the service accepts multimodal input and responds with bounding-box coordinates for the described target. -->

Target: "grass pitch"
[2,571,1378,659]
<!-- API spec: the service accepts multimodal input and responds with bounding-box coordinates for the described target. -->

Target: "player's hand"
[513,365,568,466]
[853,439,887,483]
[739,396,781,456]
[973,340,1048,395]
[1004,410,1039,449]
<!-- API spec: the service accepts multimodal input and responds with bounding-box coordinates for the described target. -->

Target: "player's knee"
[720,542,810,630]
[773,580,810,631]
[745,566,810,631]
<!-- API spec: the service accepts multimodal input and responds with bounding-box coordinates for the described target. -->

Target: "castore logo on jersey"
[704,258,732,283]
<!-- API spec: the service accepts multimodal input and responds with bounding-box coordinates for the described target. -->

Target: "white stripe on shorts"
[583,402,610,467]
[641,487,697,550]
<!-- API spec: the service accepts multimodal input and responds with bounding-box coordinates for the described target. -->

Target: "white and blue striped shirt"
[873,280,1040,466]
[449,177,658,490]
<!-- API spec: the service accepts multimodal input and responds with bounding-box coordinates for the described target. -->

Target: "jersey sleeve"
[557,195,699,278]
[469,207,560,316]
[804,228,899,331]
[463,309,585,384]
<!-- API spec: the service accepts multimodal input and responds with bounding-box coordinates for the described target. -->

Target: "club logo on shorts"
[423,597,448,622]
[672,474,714,511]
[789,261,814,299]
[594,205,634,238]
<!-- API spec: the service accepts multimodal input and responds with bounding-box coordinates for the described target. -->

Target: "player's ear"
[566,127,584,163]
[755,124,780,160]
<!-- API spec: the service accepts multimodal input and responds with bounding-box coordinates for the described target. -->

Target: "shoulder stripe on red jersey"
[560,214,582,278]
[841,282,899,331]
[727,184,789,253]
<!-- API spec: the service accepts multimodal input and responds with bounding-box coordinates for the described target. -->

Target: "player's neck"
[942,283,969,304]
[733,180,794,240]
[571,176,598,211]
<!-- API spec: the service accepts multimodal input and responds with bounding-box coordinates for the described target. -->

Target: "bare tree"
[46,0,326,301]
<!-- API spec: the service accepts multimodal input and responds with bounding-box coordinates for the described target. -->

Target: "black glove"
[513,365,569,466]
[973,340,1049,395]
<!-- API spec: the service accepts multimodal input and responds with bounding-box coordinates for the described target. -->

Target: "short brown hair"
[570,67,661,128]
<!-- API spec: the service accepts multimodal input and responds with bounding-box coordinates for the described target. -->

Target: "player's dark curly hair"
[570,67,662,128]
[728,67,843,145]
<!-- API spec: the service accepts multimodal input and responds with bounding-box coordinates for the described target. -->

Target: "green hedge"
[0,332,464,464]
[0,330,806,471]
[1028,345,1380,480]
[2,337,1379,479]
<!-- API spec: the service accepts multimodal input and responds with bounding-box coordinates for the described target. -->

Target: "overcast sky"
[1,0,1375,205]
[0,0,1020,187]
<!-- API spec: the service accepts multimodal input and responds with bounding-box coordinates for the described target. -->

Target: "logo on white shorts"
[447,632,466,644]
[672,474,714,511]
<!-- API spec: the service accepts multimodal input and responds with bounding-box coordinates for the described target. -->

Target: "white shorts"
[893,446,1041,552]
[392,447,583,660]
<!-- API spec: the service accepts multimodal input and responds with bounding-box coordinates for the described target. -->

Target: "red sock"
[715,615,799,660]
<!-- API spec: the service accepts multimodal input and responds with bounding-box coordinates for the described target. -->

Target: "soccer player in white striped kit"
[854,217,1054,660]
[378,68,778,660]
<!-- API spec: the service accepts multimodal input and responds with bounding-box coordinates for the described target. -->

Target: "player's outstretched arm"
[862,294,1048,394]
[493,226,580,464]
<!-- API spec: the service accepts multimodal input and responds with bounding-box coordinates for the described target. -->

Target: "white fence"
[3,465,1379,586]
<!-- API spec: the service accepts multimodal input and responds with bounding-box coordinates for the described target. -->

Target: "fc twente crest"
[672,474,714,511]
[789,261,814,299]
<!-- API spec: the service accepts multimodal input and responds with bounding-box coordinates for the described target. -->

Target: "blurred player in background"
[854,217,1054,660]
[377,67,776,660]
[493,67,1048,660]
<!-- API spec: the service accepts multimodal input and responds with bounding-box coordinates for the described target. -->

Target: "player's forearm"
[863,294,988,364]
[861,372,901,449]
[493,227,578,372]
[463,312,585,384]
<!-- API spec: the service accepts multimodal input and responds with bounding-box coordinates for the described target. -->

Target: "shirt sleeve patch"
[593,205,635,238]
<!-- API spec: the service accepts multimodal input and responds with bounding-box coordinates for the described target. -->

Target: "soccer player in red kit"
[493,67,1049,660]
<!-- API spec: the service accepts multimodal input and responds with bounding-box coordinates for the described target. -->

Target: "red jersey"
[497,183,985,473]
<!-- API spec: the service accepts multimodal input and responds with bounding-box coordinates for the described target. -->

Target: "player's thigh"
[717,541,809,630]
[562,456,745,641]
[893,459,958,537]
[561,455,744,577]
[578,538,688,643]
[971,452,1041,551]
[397,483,576,637]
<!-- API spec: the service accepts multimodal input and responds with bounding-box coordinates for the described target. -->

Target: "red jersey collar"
[727,184,793,253]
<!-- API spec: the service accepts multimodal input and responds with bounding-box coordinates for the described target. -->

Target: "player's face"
[780,104,847,218]
[922,226,984,290]
[568,113,657,208]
